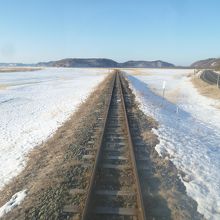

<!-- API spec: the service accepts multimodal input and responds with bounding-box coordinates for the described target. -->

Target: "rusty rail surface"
[118,72,146,220]
[81,72,117,220]
[63,70,146,220]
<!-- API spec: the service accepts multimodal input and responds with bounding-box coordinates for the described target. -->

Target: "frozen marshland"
[0,68,108,190]
[125,68,220,220]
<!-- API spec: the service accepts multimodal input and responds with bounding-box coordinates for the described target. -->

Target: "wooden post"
[217,73,220,88]
[162,81,166,99]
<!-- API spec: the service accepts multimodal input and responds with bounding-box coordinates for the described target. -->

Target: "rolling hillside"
[191,58,220,69]
[36,58,175,68]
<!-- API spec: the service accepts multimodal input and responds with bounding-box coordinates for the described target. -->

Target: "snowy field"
[125,69,220,220]
[0,68,108,190]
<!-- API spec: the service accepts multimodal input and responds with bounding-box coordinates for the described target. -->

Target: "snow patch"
[0,68,109,189]
[0,189,27,218]
[125,68,220,220]
[211,62,217,66]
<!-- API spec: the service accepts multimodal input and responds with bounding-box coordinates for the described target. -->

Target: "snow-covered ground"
[0,68,109,190]
[125,68,220,220]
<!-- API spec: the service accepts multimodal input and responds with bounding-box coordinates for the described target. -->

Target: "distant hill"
[37,58,175,68]
[0,58,175,68]
[119,60,174,68]
[37,58,118,68]
[191,58,220,69]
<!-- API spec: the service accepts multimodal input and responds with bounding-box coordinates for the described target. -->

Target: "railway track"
[62,71,146,220]
[200,70,220,87]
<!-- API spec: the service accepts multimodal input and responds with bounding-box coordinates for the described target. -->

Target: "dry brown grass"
[0,67,42,73]
[130,69,150,75]
[0,85,7,90]
[121,68,153,76]
[165,88,182,104]
[191,76,220,100]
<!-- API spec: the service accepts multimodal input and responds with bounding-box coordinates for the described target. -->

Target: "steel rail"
[200,70,220,86]
[118,71,146,220]
[81,72,116,220]
[82,70,146,220]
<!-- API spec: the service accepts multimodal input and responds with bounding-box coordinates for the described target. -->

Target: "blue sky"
[0,0,220,65]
